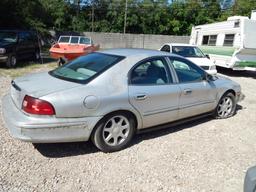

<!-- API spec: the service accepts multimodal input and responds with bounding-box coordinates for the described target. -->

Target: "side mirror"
[205,54,210,59]
[204,73,216,81]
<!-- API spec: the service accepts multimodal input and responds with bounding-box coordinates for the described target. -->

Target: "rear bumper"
[2,94,102,143]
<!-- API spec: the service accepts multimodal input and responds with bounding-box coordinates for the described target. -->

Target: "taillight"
[22,95,55,115]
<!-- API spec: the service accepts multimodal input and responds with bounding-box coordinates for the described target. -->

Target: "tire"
[91,112,136,153]
[6,54,17,68]
[214,92,236,119]
[57,57,66,66]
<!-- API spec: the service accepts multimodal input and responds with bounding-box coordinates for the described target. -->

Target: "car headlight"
[0,48,6,54]
[210,65,216,70]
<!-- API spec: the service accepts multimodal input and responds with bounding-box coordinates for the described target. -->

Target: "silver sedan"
[2,49,244,152]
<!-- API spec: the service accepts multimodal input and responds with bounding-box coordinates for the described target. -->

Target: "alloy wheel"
[102,115,130,146]
[217,96,233,118]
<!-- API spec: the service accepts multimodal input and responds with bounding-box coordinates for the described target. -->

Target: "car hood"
[186,57,214,67]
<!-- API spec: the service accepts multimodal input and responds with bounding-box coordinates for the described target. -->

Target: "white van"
[190,10,256,71]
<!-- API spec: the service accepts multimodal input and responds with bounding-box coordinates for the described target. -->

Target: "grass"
[236,61,256,68]
[0,61,57,78]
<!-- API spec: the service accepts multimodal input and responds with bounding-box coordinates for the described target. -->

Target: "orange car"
[50,36,100,65]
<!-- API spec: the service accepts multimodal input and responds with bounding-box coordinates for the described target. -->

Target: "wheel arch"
[217,88,236,101]
[91,109,140,138]
[222,89,236,98]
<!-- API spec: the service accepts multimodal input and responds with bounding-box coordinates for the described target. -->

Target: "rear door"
[167,57,217,119]
[128,57,181,128]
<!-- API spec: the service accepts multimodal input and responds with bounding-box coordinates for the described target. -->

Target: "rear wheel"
[6,54,17,68]
[215,92,236,119]
[91,112,136,152]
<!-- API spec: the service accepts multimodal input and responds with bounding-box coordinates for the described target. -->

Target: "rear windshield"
[49,53,125,83]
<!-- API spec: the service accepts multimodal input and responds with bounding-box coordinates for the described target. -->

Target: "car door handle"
[183,89,192,95]
[135,94,147,100]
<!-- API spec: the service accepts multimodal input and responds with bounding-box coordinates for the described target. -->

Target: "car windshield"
[58,36,70,43]
[0,32,18,43]
[172,46,205,58]
[50,52,125,83]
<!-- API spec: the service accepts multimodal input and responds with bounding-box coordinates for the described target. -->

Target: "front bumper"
[0,55,8,63]
[236,92,245,103]
[2,94,102,143]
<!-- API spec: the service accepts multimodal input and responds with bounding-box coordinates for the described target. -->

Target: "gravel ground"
[0,68,255,192]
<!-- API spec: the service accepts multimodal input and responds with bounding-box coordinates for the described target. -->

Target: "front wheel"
[91,113,136,152]
[6,54,17,68]
[215,92,236,119]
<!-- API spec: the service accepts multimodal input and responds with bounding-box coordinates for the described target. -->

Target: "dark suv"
[0,30,41,67]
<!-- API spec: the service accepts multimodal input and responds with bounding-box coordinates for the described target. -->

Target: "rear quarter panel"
[41,56,145,129]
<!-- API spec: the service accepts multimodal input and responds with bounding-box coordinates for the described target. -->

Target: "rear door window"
[130,58,171,85]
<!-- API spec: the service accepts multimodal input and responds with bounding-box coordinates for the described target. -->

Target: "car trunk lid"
[10,72,80,109]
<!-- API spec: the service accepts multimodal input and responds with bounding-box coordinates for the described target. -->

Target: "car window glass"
[70,37,79,44]
[130,58,170,85]
[50,53,124,83]
[172,46,204,58]
[169,58,205,83]
[19,32,29,43]
[160,45,170,52]
[79,37,91,44]
[59,36,70,43]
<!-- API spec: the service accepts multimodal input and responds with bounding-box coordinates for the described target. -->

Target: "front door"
[128,57,181,128]
[167,57,217,119]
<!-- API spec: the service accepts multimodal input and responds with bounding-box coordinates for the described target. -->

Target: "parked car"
[2,49,243,152]
[49,35,100,66]
[159,43,217,75]
[0,30,41,67]
[244,166,256,192]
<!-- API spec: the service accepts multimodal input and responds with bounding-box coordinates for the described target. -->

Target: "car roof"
[0,30,36,33]
[98,48,177,57]
[163,43,197,47]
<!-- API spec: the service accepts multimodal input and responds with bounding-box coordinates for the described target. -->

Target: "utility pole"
[123,0,128,34]
[76,0,80,17]
[91,4,94,32]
